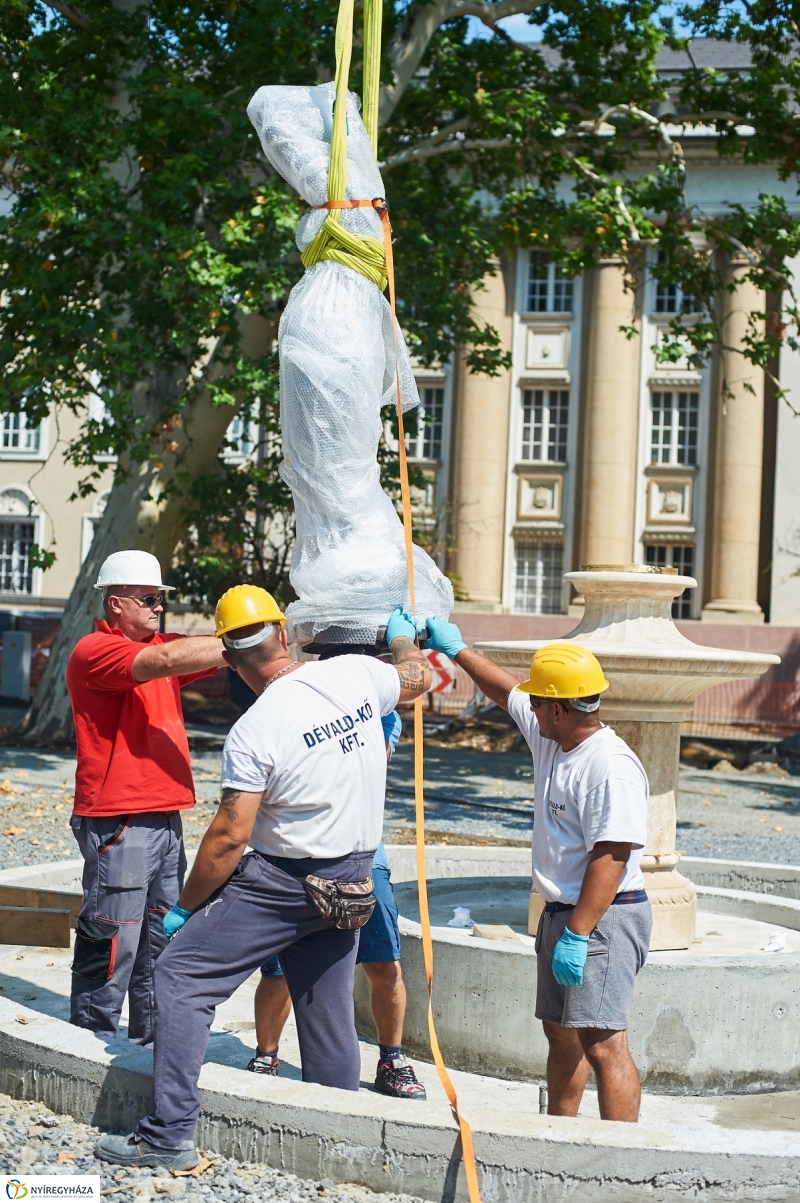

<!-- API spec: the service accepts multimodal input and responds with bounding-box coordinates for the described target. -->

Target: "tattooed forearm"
[391,636,431,696]
[219,788,241,823]
[397,660,427,692]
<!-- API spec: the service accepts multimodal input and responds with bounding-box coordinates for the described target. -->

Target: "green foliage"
[166,352,297,607]
[28,543,57,573]
[4,0,800,605]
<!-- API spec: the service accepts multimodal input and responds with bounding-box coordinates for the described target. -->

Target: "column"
[578,259,642,567]
[450,261,514,610]
[702,255,765,623]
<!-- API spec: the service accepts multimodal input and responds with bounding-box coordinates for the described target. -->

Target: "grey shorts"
[535,898,652,1030]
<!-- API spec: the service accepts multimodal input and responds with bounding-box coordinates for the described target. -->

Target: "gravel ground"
[0,1093,422,1203]
[2,742,800,868]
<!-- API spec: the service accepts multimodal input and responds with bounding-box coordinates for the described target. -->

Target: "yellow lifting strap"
[306,3,483,1199]
[300,0,388,289]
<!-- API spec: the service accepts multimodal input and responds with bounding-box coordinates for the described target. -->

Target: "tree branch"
[382,121,514,170]
[42,0,91,29]
[724,236,790,289]
[615,184,640,242]
[444,0,545,23]
[380,0,546,127]
[578,103,680,159]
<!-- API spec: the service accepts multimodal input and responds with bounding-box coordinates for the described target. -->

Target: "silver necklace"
[262,662,299,692]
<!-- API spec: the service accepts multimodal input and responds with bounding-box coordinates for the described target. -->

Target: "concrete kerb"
[3,999,800,1201]
[6,855,800,1197]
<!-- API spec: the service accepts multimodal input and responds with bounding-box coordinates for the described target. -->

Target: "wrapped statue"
[247,81,454,648]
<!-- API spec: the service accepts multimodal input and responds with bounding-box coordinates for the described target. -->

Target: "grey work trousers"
[70,811,186,1045]
[137,850,366,1151]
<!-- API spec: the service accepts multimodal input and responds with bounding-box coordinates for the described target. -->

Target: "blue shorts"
[260,844,400,975]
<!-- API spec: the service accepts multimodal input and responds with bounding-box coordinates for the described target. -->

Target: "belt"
[257,850,376,882]
[544,888,648,914]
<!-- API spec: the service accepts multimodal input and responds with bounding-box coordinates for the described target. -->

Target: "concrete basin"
[380,874,800,1096]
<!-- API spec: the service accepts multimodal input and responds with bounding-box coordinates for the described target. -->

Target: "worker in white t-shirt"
[425,619,651,1124]
[95,587,430,1172]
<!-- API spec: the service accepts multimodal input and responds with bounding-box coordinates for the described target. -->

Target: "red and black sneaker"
[245,1052,280,1076]
[375,1055,426,1100]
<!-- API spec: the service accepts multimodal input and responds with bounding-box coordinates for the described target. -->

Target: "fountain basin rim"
[395,912,800,968]
[475,640,780,672]
[565,570,697,588]
[394,876,800,967]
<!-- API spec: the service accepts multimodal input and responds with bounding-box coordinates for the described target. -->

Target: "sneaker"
[246,1052,280,1076]
[375,1055,427,1100]
[94,1133,198,1171]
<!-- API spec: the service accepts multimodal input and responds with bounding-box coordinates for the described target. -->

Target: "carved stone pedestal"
[605,717,696,950]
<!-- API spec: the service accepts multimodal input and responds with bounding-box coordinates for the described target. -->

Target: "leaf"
[15,1015,35,1024]
[172,1158,214,1178]
[57,1152,75,1163]
[0,781,15,794]
[4,828,25,836]
[28,543,57,572]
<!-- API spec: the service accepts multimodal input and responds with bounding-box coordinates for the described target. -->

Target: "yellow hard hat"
[517,643,609,702]
[214,585,286,639]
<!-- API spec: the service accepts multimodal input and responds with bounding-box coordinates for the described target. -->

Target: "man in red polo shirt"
[66,549,226,1044]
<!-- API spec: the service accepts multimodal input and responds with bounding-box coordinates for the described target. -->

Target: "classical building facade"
[2,40,800,633]
[3,250,799,630]
[407,42,800,628]
[431,250,800,627]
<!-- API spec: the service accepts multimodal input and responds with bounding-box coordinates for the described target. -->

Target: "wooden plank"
[0,906,71,948]
[0,885,81,926]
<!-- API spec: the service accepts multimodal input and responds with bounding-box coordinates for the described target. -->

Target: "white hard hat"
[94,550,174,591]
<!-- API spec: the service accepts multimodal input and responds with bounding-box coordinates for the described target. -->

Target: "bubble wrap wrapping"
[247,82,454,645]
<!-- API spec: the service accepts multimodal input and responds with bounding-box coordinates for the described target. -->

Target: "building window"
[1,413,41,456]
[515,540,564,614]
[81,491,110,562]
[645,544,694,618]
[0,521,34,594]
[521,389,569,463]
[223,413,257,463]
[408,387,444,461]
[654,252,696,314]
[527,252,573,313]
[650,391,699,466]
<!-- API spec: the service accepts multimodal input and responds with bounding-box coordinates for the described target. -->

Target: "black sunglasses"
[116,593,163,609]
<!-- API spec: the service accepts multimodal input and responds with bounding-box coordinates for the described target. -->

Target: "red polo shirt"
[67,620,217,817]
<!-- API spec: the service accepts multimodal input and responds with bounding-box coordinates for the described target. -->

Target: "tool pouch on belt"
[304,875,376,930]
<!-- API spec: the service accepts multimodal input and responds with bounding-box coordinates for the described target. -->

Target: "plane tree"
[2,0,799,740]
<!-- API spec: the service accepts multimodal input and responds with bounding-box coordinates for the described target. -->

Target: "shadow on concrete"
[0,971,70,1021]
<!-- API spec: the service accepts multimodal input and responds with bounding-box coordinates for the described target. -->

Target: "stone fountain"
[478,566,779,951]
[361,567,800,1094]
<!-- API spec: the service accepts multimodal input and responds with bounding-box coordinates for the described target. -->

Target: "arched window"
[0,488,38,594]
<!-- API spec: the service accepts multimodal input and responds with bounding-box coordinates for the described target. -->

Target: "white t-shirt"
[507,688,649,904]
[221,656,400,859]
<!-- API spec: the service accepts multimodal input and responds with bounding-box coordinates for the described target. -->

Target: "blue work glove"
[551,927,589,987]
[163,903,193,941]
[381,710,402,755]
[425,616,467,661]
[386,606,416,644]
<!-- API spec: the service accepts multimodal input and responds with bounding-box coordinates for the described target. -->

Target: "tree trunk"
[18,314,273,745]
